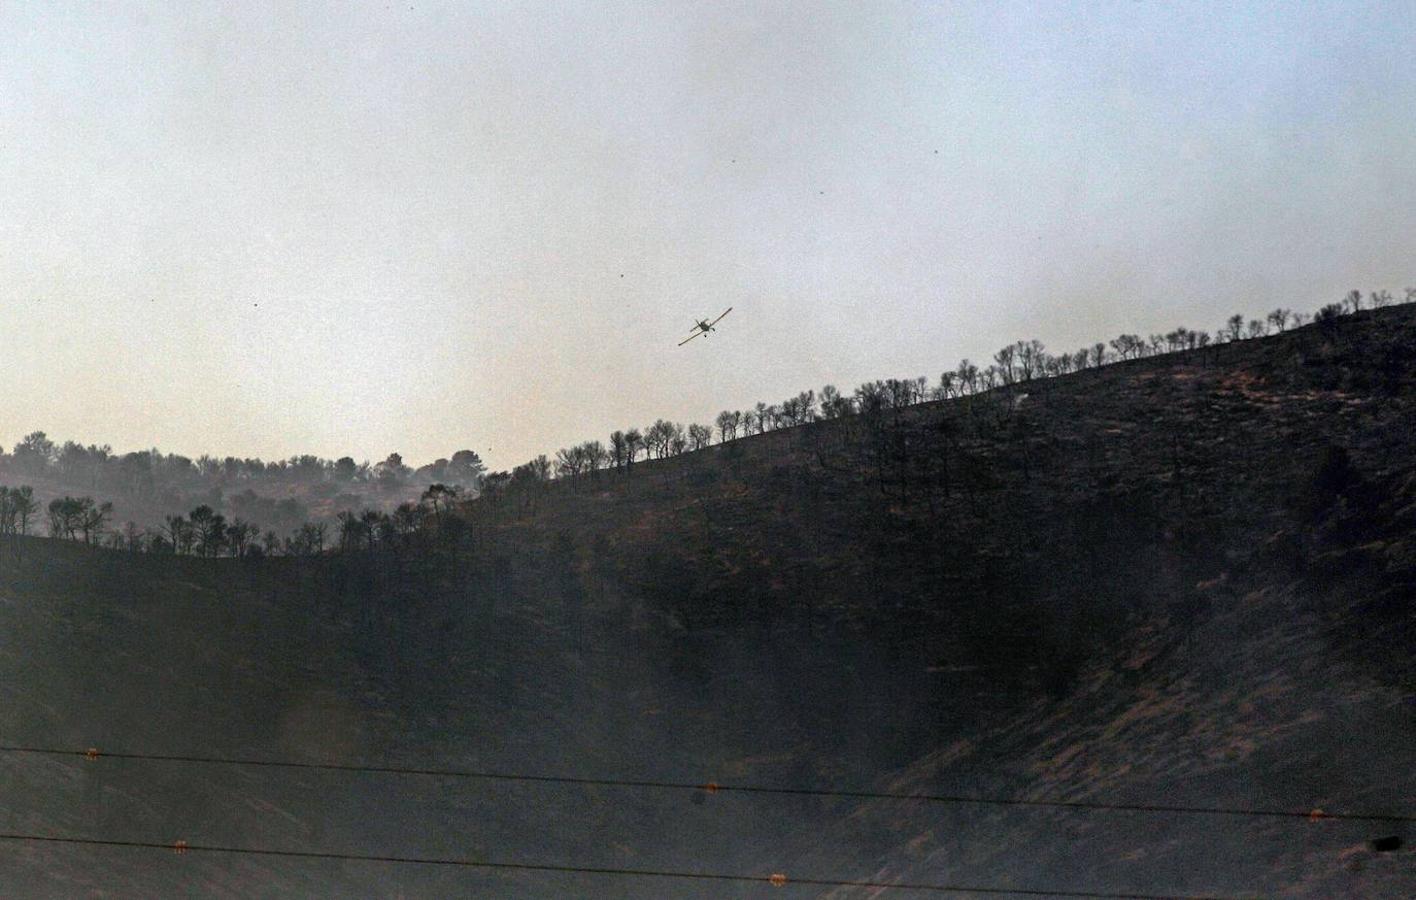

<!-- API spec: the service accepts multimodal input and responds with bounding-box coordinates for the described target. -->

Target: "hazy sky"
[2,1,1413,469]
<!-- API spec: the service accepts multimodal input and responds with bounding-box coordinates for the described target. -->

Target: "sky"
[2,0,1413,470]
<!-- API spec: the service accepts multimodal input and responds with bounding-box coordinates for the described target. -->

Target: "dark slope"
[2,306,1414,897]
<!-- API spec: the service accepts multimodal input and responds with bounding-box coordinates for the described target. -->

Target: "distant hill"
[0,452,473,539]
[2,304,1412,897]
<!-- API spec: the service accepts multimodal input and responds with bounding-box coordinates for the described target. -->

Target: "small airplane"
[678,307,733,346]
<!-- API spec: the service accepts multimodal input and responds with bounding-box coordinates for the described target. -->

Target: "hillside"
[2,305,1413,897]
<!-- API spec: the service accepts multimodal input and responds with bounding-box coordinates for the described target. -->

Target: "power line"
[2,744,1409,824]
[0,831,1244,899]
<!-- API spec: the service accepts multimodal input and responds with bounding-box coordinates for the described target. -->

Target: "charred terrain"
[2,306,1414,897]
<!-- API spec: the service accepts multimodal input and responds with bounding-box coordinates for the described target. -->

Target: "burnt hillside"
[2,304,1413,897]
[473,304,1416,694]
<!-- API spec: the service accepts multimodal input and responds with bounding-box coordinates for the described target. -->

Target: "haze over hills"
[5,3,1414,895]
[0,445,488,542]
[1,302,1413,896]
[4,290,1407,546]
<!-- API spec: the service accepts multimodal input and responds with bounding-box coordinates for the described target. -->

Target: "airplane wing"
[709,307,733,327]
[678,331,704,347]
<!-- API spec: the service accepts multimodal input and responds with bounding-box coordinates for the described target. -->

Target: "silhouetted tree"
[189,505,227,557]
[1016,340,1047,380]
[956,359,980,394]
[820,385,852,417]
[554,447,584,479]
[993,344,1018,384]
[624,429,645,465]
[11,486,36,536]
[609,430,631,469]
[47,496,94,541]
[1316,303,1346,327]
[644,420,681,458]
[1110,334,1145,360]
[715,411,741,442]
[79,499,112,544]
[778,390,817,426]
[687,424,713,451]
[422,484,459,521]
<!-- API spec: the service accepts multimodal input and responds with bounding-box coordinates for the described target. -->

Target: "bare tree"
[583,440,609,471]
[687,424,713,451]
[625,429,644,463]
[715,410,741,441]
[555,446,586,479]
[11,486,36,536]
[992,344,1018,385]
[1016,340,1047,380]
[644,420,679,458]
[795,389,817,421]
[1110,334,1145,360]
